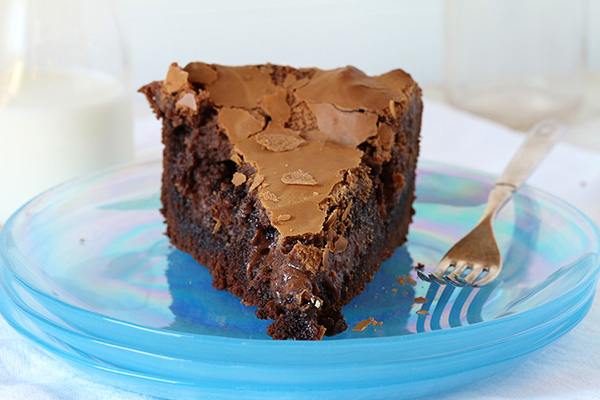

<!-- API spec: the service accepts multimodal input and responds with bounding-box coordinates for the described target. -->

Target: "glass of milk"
[443,0,586,131]
[0,0,133,223]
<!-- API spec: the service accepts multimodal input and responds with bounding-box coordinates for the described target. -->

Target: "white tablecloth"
[1,100,599,400]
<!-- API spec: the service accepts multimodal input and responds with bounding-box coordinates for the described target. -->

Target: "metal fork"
[418,119,566,287]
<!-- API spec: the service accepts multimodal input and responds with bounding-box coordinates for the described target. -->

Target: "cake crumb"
[341,201,353,222]
[281,169,317,186]
[176,92,197,111]
[230,153,242,165]
[212,219,222,234]
[184,62,218,85]
[259,190,280,203]
[333,236,348,254]
[164,64,189,93]
[79,238,85,244]
[277,214,291,222]
[248,174,264,192]
[231,172,247,186]
[389,99,398,119]
[416,310,430,316]
[324,209,339,230]
[392,173,405,190]
[406,276,417,286]
[322,247,330,269]
[255,132,306,152]
[397,277,405,286]
[310,297,323,308]
[352,317,383,331]
[392,288,397,293]
[414,296,429,303]
[403,290,408,296]
[352,318,374,331]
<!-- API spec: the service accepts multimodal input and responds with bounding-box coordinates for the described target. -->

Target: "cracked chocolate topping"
[164,62,415,238]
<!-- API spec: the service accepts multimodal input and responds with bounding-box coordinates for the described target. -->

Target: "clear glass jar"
[444,0,586,131]
[0,0,133,222]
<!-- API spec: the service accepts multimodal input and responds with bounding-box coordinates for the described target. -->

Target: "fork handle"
[481,119,566,221]
[496,119,566,190]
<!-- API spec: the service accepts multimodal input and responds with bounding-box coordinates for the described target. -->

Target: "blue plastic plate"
[1,160,599,399]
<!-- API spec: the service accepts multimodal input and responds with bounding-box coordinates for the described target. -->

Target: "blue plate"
[1,160,599,399]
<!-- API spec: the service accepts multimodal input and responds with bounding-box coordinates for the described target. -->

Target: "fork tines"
[417,270,478,287]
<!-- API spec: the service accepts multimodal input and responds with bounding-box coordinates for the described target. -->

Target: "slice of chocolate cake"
[140,62,422,340]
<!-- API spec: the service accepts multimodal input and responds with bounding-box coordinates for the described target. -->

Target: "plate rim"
[0,159,598,348]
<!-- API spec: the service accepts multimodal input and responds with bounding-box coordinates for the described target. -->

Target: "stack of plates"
[0,161,598,399]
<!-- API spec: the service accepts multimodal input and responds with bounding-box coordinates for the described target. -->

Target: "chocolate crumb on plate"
[351,317,383,331]
[352,317,375,332]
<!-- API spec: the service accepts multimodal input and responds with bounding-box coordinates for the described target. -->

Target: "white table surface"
[0,99,599,400]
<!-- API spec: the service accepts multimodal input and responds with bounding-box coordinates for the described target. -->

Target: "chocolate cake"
[140,62,422,340]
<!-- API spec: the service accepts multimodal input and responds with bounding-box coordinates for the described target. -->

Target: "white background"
[115,0,600,91]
